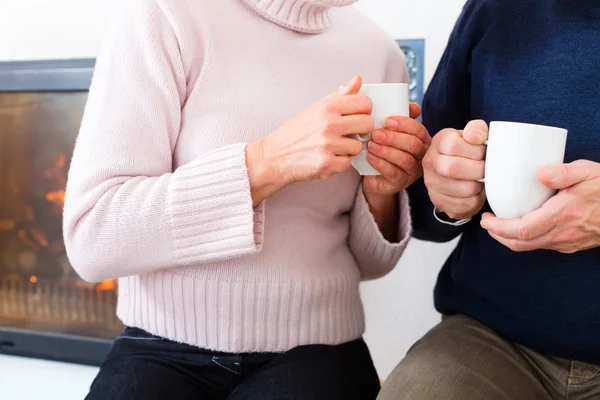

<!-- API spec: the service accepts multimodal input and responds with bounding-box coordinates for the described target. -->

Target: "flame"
[18,229,39,249]
[55,153,66,169]
[29,228,48,247]
[96,280,116,292]
[46,190,66,209]
[29,276,38,284]
[44,153,68,209]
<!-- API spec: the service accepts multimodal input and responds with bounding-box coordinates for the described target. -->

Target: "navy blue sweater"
[410,0,600,363]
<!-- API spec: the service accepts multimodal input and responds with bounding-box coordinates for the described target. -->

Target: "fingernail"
[372,130,384,141]
[368,142,381,153]
[384,119,398,129]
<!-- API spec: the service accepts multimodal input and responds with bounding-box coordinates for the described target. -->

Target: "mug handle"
[351,133,372,143]
[476,140,489,183]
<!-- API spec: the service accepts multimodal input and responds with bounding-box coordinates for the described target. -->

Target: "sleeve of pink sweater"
[348,48,413,280]
[63,0,264,282]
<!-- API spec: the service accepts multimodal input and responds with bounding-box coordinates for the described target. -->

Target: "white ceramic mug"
[482,121,568,219]
[350,83,410,176]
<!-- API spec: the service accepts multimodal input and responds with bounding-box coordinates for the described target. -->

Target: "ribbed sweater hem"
[117,271,365,352]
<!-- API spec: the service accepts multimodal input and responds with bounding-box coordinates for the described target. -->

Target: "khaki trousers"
[378,315,600,400]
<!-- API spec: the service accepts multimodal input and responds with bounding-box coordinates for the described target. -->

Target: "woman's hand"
[246,76,373,206]
[363,104,431,199]
[481,160,600,253]
[360,104,431,242]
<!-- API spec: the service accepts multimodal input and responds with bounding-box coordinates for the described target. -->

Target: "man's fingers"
[431,153,485,181]
[538,160,597,190]
[487,232,541,252]
[436,129,486,160]
[425,174,484,198]
[429,191,486,220]
[480,207,558,242]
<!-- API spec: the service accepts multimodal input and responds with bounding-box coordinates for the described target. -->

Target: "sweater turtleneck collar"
[240,0,358,34]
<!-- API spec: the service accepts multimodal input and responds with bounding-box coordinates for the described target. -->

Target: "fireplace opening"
[0,59,120,365]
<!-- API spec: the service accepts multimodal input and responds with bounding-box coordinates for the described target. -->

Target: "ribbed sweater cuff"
[349,186,412,280]
[169,143,264,265]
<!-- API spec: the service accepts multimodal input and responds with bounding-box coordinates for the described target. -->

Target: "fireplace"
[0,45,425,366]
[0,59,121,366]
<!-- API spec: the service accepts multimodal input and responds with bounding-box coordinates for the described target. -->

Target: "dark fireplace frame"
[0,58,113,366]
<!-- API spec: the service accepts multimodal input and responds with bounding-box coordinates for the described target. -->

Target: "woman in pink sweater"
[63,0,430,398]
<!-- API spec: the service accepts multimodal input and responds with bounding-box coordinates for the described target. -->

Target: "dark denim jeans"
[86,327,380,400]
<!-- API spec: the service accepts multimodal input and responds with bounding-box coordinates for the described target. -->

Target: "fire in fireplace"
[0,59,121,365]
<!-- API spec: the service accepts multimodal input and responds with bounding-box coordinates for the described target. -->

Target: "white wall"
[356,0,466,380]
[0,0,465,398]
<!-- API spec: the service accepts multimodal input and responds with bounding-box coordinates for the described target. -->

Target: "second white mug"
[483,121,568,219]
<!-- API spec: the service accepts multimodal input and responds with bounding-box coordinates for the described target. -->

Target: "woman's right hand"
[246,76,374,206]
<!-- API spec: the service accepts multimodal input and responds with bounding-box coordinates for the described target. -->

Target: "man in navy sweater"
[378,0,600,399]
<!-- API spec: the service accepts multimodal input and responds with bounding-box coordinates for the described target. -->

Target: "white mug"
[482,121,568,219]
[350,83,410,176]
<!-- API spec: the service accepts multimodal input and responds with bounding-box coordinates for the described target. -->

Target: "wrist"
[363,187,399,242]
[363,188,397,210]
[246,138,288,206]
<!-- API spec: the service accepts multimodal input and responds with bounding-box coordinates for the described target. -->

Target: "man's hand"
[480,160,600,253]
[422,120,488,220]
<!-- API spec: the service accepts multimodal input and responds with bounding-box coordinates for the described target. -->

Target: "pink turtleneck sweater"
[64,0,411,353]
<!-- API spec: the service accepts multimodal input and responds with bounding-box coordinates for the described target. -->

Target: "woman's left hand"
[363,104,431,198]
[481,160,600,253]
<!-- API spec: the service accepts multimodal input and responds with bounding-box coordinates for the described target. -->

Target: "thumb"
[335,75,362,97]
[409,103,422,120]
[538,160,596,190]
[461,120,489,146]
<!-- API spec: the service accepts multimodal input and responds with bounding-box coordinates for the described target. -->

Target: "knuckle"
[360,96,373,113]
[341,157,352,170]
[409,136,424,155]
[423,171,436,189]
[351,141,363,156]
[316,151,330,169]
[466,195,482,212]
[429,192,445,210]
[422,152,434,171]
[509,242,523,252]
[434,156,457,178]
[402,154,417,171]
[323,99,338,114]
[465,181,482,197]
[365,116,375,132]
[323,119,341,133]
[516,225,531,242]
[321,140,336,154]
[388,167,401,180]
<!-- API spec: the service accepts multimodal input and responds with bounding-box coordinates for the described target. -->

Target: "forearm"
[65,144,265,282]
[348,187,411,280]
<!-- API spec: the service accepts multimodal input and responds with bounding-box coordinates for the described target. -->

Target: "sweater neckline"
[240,0,358,34]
